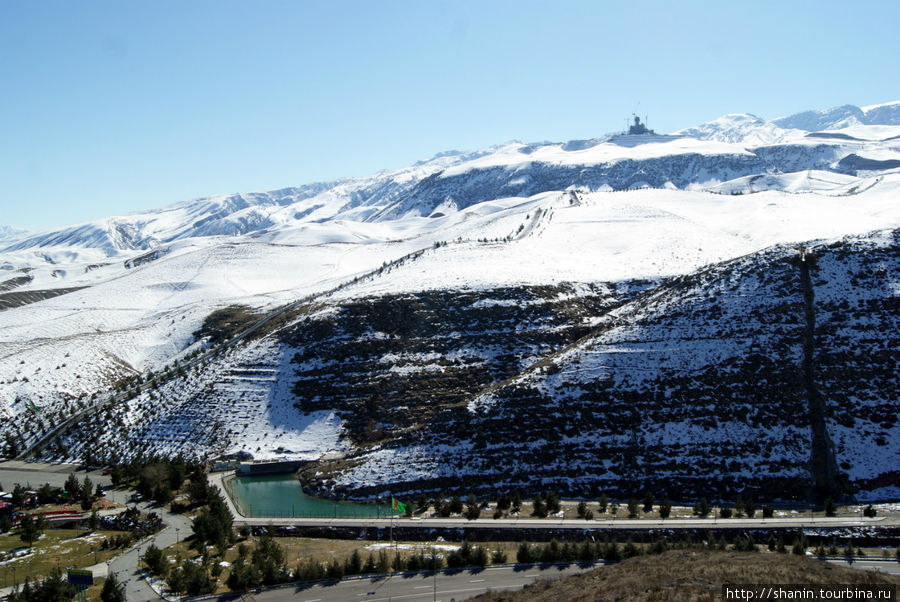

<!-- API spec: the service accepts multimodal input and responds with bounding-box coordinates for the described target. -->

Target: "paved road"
[102,497,194,602]
[253,563,601,602]
[825,558,900,577]
[0,460,112,490]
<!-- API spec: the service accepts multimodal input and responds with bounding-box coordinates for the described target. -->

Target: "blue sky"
[1,0,898,231]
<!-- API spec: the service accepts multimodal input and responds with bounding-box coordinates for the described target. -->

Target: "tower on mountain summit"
[628,115,654,135]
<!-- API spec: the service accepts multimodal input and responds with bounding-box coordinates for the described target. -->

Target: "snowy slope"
[1,102,899,501]
[312,230,899,502]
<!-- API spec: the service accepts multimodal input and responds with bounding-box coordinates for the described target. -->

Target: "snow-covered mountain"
[676,101,900,145]
[0,226,26,241]
[1,102,899,502]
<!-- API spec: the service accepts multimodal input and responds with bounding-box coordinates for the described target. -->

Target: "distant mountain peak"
[0,225,27,240]
[677,101,900,145]
[772,104,866,131]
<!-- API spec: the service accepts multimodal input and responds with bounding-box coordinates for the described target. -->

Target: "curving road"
[101,497,193,602]
[0,461,189,602]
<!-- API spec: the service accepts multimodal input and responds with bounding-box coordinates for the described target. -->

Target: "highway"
[228,514,891,531]
[252,563,600,602]
[825,558,900,577]
[0,461,112,490]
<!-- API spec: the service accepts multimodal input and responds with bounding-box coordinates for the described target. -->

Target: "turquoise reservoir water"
[227,474,393,518]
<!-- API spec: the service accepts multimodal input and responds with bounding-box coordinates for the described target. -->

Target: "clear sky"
[1,0,898,231]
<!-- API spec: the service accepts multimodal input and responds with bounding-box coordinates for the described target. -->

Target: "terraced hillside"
[285,283,648,448]
[37,231,900,504]
[298,230,899,503]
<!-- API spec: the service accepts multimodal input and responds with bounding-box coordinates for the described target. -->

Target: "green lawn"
[0,529,122,589]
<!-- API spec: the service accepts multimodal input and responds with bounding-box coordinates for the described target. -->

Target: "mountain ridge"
[1,101,898,502]
[4,101,899,254]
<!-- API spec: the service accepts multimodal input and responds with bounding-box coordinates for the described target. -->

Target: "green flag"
[392,497,407,514]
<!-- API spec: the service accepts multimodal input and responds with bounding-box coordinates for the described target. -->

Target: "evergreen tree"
[7,570,75,601]
[79,475,94,510]
[546,491,561,514]
[517,541,535,564]
[532,495,547,518]
[603,540,621,562]
[187,470,211,506]
[376,549,391,573]
[578,540,596,562]
[3,432,19,457]
[19,513,39,547]
[598,493,608,513]
[470,545,488,567]
[658,499,672,518]
[100,571,126,602]
[693,498,710,516]
[577,500,587,518]
[183,560,214,595]
[643,491,654,513]
[623,539,640,558]
[64,473,82,500]
[34,514,47,537]
[465,494,480,519]
[345,549,362,575]
[144,544,168,576]
[745,498,756,518]
[627,497,639,518]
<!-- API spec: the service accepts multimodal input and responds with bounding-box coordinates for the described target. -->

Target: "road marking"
[469,578,485,582]
[414,585,432,588]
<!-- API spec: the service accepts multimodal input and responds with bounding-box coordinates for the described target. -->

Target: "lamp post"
[432,545,438,602]
[176,527,180,544]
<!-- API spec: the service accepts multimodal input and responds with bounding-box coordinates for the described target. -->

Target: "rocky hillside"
[45,228,897,504]
[297,230,899,503]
